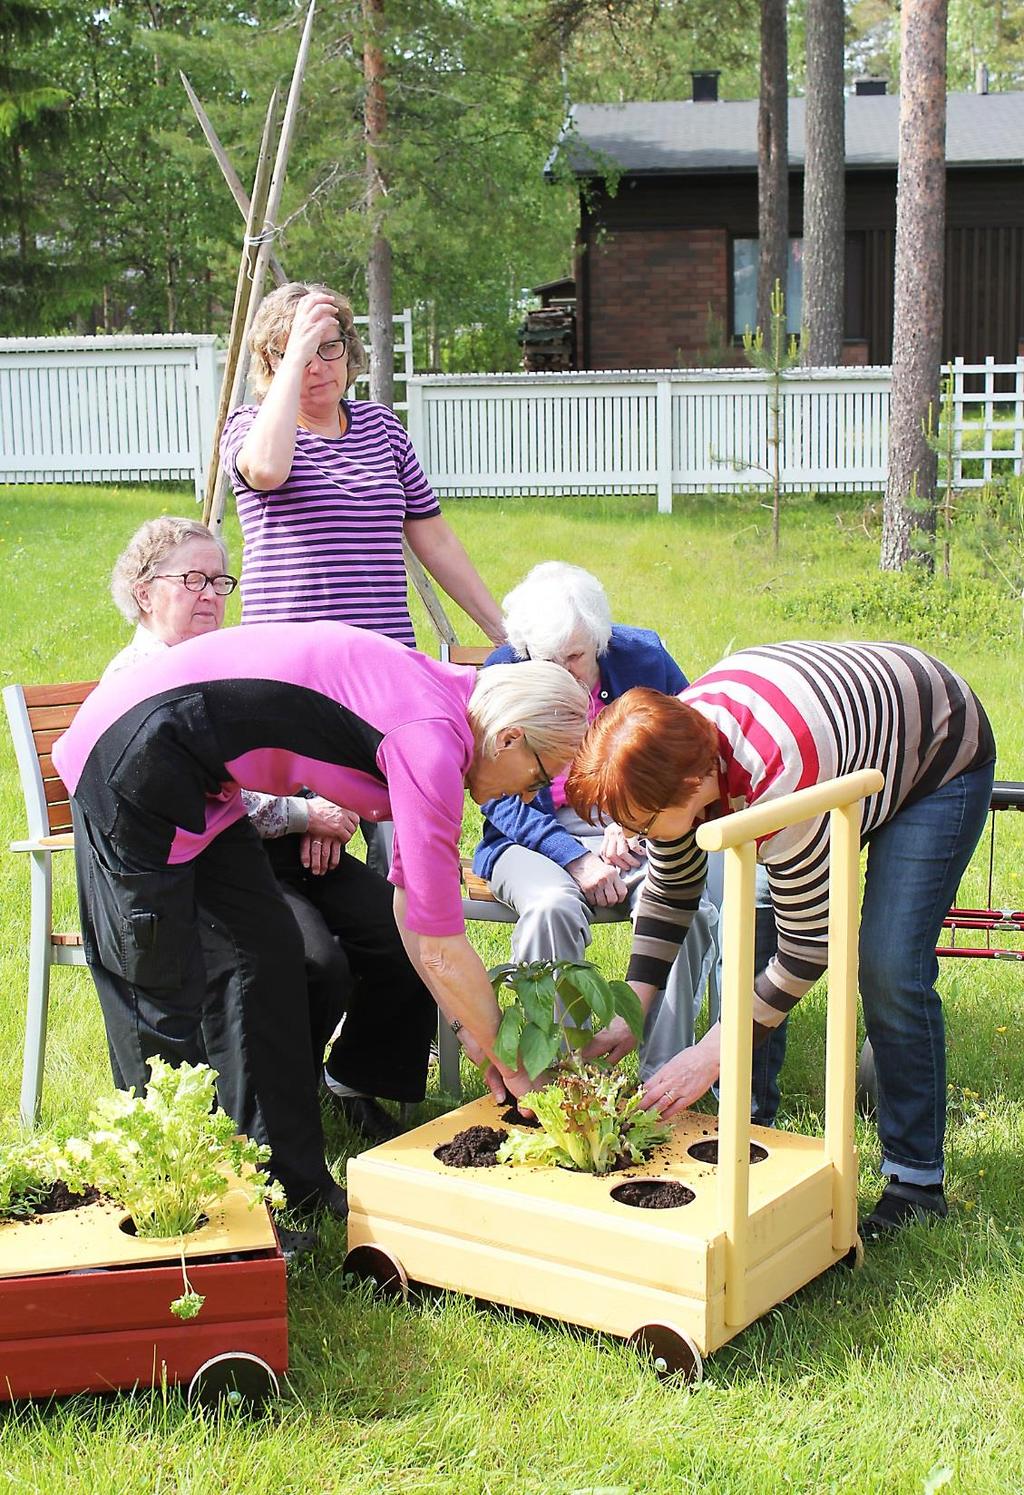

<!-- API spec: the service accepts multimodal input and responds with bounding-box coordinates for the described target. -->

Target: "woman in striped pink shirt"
[568,640,996,1237]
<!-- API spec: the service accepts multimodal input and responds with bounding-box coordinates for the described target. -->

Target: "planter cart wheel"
[186,1352,280,1409]
[342,1243,409,1301]
[627,1322,703,1383]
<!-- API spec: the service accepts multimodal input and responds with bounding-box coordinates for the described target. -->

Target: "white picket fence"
[408,359,1024,512]
[0,336,220,498]
[0,310,415,501]
[3,341,1023,508]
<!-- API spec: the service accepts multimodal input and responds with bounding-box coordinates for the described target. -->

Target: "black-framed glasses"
[153,571,238,596]
[525,740,553,795]
[269,335,348,367]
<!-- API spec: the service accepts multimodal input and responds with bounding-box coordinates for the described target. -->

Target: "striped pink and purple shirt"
[221,400,441,647]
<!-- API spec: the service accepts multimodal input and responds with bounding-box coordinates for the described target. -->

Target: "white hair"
[468,661,590,760]
[111,517,228,623]
[501,562,613,661]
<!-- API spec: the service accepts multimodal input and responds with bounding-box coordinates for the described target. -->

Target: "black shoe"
[328,1092,401,1143]
[861,1179,948,1240]
[318,1180,349,1220]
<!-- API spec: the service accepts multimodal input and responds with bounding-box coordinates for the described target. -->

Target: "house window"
[732,238,803,337]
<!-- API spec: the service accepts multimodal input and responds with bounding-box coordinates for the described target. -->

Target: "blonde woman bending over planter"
[54,624,590,1218]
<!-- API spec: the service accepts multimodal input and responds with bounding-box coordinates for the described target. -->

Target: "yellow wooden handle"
[696,769,884,851]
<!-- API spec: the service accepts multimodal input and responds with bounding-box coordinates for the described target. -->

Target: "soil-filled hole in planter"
[687,1140,768,1165]
[25,1181,102,1218]
[434,1126,509,1168]
[610,1180,695,1209]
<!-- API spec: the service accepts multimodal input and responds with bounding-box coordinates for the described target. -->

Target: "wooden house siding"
[576,167,1024,367]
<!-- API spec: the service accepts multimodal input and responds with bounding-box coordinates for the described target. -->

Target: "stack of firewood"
[518,307,576,371]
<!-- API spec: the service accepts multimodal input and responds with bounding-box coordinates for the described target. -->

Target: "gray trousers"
[488,809,719,1082]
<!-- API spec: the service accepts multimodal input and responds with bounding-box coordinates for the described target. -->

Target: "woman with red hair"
[567,639,995,1237]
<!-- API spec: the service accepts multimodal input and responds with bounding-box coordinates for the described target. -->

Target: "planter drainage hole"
[687,1140,768,1166]
[611,1180,695,1210]
[119,1213,209,1237]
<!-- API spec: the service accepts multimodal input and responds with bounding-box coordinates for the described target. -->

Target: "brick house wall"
[585,227,729,368]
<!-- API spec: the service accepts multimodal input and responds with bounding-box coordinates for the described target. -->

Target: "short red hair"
[566,687,718,827]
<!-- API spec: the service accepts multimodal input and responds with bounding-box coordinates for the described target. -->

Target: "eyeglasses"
[524,740,553,795]
[153,571,238,596]
[621,805,663,839]
[269,336,348,367]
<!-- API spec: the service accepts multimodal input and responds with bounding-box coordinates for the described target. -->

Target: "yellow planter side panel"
[346,1210,713,1351]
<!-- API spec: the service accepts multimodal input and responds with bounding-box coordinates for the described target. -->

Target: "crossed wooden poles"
[182,4,456,644]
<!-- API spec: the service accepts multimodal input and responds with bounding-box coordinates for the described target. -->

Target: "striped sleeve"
[626,832,707,990]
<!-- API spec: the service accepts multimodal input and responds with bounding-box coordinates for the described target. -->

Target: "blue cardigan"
[472,625,689,881]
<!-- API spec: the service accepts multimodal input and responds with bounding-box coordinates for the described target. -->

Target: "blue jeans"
[859,763,995,1186]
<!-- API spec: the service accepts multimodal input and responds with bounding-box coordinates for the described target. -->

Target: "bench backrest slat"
[4,681,98,840]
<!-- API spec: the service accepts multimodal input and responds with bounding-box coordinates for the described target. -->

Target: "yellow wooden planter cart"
[344,769,883,1380]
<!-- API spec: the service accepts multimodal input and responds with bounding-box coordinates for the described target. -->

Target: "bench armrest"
[10,834,75,853]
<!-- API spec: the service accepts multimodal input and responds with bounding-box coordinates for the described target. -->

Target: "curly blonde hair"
[111,517,228,623]
[247,282,368,399]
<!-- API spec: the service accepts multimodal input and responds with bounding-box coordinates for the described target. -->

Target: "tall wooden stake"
[207,0,317,533]
[201,91,278,526]
[180,72,288,290]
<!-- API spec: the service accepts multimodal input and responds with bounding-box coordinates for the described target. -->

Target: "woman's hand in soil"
[583,1014,638,1064]
[641,1028,722,1119]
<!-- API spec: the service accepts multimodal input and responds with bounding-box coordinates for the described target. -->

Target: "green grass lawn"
[1,483,1023,1494]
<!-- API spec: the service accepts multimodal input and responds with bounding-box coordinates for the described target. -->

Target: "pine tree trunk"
[363,0,394,407]
[882,0,948,572]
[802,0,845,366]
[757,0,789,334]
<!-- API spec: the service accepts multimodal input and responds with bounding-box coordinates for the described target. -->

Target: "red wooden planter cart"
[0,1175,287,1405]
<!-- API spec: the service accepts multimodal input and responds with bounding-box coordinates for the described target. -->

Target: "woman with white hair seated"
[54,624,590,1219]
[473,563,717,1079]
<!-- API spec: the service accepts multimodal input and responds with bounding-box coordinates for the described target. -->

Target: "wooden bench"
[4,680,96,1125]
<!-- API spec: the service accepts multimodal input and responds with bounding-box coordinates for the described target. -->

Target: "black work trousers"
[71,803,333,1210]
[262,835,437,1103]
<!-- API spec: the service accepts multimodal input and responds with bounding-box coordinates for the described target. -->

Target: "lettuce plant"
[63,1058,283,1240]
[490,959,644,1080]
[488,959,667,1175]
[0,1135,66,1221]
[497,1064,669,1175]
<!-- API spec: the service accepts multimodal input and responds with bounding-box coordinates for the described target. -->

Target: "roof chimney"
[691,70,720,103]
[854,77,887,96]
[976,63,989,94]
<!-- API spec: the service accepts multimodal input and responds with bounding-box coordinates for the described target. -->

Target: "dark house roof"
[548,91,1024,178]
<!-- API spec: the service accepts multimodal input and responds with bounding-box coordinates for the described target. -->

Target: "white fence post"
[656,378,673,514]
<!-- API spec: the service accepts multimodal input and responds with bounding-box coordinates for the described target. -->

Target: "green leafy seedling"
[489,959,644,1080]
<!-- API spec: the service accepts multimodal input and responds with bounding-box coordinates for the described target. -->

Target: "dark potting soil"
[611,1180,695,1209]
[500,1103,540,1129]
[687,1139,769,1165]
[435,1125,509,1168]
[29,1180,102,1217]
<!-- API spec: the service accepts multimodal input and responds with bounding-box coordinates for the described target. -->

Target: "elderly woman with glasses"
[219,281,503,649]
[103,516,437,1147]
[54,622,590,1219]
